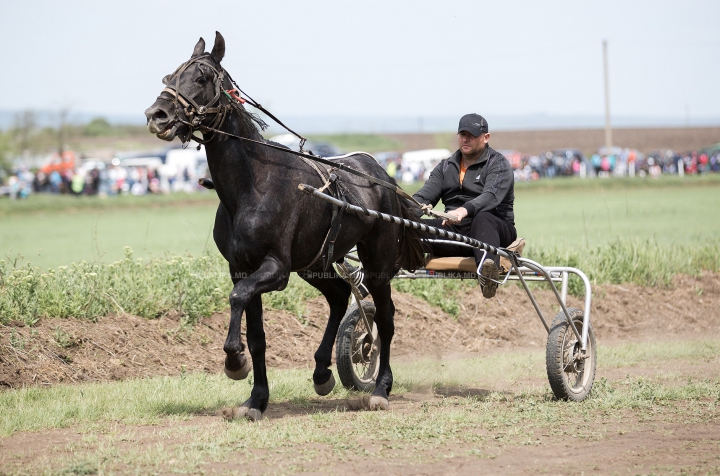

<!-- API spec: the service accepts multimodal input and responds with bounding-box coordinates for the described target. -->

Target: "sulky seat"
[424,238,526,274]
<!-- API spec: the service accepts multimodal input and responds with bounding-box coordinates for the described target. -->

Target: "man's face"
[458,131,489,157]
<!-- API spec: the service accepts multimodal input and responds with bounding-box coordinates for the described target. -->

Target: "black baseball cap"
[458,113,488,137]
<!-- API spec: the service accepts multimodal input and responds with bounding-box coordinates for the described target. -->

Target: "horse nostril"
[153,109,168,121]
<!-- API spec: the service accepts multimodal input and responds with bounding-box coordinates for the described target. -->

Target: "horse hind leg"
[356,237,399,411]
[363,280,394,411]
[298,267,352,396]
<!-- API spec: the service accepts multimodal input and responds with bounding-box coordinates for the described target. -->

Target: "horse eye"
[161,75,172,85]
[196,76,207,85]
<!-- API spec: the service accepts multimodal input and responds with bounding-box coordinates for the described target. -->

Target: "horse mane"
[227,98,269,134]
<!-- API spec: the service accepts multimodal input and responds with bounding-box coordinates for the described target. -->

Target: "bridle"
[159,55,233,145]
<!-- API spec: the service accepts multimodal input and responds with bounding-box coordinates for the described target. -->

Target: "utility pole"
[603,40,612,150]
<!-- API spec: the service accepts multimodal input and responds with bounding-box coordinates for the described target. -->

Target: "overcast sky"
[2,0,718,125]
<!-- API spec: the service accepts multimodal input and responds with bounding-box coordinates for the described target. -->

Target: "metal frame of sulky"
[299,183,593,351]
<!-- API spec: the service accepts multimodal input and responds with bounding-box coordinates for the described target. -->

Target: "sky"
[1,0,719,129]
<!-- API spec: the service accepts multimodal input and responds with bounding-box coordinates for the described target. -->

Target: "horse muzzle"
[145,102,182,140]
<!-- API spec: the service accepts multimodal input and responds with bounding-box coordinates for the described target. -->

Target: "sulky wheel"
[546,307,597,401]
[335,301,379,392]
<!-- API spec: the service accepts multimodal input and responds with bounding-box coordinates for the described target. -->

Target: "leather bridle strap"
[159,56,230,144]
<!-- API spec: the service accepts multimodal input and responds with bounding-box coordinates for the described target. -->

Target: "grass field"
[1,176,718,323]
[1,177,718,474]
[1,176,718,270]
[1,194,219,269]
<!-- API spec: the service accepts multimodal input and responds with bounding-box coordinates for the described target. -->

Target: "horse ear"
[192,37,205,57]
[211,31,225,63]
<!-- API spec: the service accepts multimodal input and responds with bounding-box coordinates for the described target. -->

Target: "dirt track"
[1,274,719,475]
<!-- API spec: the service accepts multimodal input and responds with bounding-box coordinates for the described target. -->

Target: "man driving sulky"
[412,113,517,298]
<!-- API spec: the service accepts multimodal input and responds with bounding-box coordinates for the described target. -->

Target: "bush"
[0,248,325,326]
[0,248,231,326]
[82,117,114,137]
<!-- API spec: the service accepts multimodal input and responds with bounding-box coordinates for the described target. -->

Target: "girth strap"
[324,184,348,271]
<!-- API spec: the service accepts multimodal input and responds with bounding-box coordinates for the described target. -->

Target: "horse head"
[145,32,227,143]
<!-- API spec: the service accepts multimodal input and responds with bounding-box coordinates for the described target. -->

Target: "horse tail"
[395,195,428,271]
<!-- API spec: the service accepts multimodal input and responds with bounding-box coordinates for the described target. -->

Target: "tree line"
[0,109,146,175]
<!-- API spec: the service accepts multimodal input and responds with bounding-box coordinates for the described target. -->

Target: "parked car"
[267,134,343,157]
[401,149,452,182]
[310,141,343,158]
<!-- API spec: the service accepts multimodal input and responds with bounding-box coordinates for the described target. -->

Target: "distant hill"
[0,110,145,130]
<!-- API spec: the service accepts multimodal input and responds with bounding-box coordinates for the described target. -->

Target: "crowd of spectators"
[2,144,720,199]
[1,160,206,199]
[504,147,720,182]
[376,145,720,184]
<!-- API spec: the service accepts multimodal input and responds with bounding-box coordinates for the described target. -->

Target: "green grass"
[0,249,319,326]
[0,191,219,217]
[2,176,717,270]
[392,279,471,317]
[13,375,717,475]
[1,196,219,270]
[0,176,718,323]
[514,175,720,249]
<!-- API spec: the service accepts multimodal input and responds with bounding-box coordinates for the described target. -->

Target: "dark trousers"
[424,212,517,268]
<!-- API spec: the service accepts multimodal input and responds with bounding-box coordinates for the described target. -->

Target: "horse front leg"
[222,257,289,422]
[298,269,352,395]
[223,268,251,381]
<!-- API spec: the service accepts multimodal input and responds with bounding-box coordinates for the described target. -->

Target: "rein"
[158,59,454,221]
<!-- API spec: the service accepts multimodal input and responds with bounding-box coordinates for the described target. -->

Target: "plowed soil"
[2,273,718,389]
[2,274,719,475]
[387,126,720,156]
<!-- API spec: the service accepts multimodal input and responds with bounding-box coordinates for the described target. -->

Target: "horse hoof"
[314,372,335,396]
[368,396,389,411]
[221,403,263,422]
[224,358,251,380]
[220,404,246,420]
[246,408,263,422]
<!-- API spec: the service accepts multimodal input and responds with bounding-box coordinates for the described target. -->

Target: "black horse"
[145,32,424,421]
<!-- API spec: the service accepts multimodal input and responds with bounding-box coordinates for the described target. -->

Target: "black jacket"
[413,146,515,225]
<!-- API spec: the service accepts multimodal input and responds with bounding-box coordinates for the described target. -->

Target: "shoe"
[479,259,500,299]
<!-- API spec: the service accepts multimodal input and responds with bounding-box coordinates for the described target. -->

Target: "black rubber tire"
[335,301,378,392]
[546,307,597,402]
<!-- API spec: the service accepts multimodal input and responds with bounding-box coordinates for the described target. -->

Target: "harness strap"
[324,182,348,271]
[292,158,336,273]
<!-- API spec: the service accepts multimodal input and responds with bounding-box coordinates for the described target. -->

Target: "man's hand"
[442,207,469,226]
